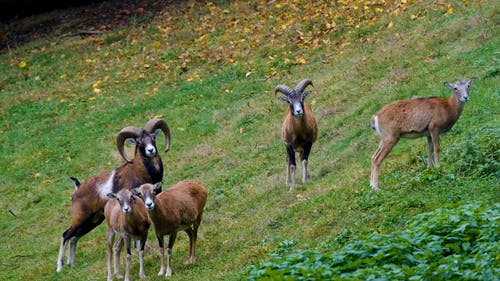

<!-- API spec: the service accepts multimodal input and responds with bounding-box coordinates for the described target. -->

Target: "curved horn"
[275,84,294,96]
[295,79,313,94]
[116,126,142,163]
[144,118,171,153]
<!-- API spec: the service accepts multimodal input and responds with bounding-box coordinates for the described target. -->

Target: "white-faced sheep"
[104,188,150,281]
[133,181,208,277]
[370,78,475,190]
[276,79,318,190]
[56,118,170,272]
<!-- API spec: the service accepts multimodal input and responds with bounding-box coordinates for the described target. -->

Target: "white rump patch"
[98,170,115,199]
[373,115,382,136]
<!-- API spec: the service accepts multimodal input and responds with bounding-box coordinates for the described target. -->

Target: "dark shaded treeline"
[0,0,106,22]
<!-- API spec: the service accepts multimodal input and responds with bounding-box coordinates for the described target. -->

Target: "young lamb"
[104,188,150,281]
[370,78,475,190]
[276,79,318,190]
[133,181,208,277]
[56,118,170,272]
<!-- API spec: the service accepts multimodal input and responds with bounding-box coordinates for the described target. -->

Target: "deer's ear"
[468,77,475,86]
[154,182,162,194]
[444,82,453,89]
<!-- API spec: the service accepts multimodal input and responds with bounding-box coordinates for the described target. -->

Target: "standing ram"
[56,118,171,272]
[276,79,318,190]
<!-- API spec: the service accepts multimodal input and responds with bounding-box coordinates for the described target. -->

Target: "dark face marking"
[285,91,305,116]
[136,131,158,158]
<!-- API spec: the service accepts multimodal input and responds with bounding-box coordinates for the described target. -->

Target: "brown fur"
[135,180,208,277]
[282,103,318,189]
[57,134,164,272]
[282,104,318,149]
[370,78,474,190]
[104,189,150,281]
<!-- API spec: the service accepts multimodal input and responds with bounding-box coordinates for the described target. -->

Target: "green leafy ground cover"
[0,0,498,280]
[247,203,500,280]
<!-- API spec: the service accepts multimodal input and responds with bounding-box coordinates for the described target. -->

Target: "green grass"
[0,0,498,280]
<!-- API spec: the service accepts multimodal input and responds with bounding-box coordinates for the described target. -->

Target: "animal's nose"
[146,202,154,209]
[123,206,131,213]
[148,148,155,153]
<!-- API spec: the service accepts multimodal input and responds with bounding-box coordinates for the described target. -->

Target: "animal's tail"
[371,115,382,136]
[69,176,81,190]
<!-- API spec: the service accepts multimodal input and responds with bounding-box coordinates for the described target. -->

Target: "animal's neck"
[291,114,306,128]
[448,92,465,118]
[132,151,164,183]
[148,198,165,222]
[122,210,139,228]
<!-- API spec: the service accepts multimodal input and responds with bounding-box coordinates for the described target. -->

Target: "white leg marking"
[56,237,66,272]
[289,165,296,190]
[302,159,308,183]
[158,247,165,276]
[68,237,78,266]
[166,248,173,277]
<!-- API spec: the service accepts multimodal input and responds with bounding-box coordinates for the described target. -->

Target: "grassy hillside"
[0,0,498,280]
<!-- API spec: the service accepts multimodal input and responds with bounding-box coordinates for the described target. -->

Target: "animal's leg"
[370,142,383,189]
[124,236,132,281]
[430,128,440,166]
[286,146,296,190]
[166,232,178,277]
[157,235,166,276]
[370,138,398,190]
[426,136,435,167]
[68,237,78,267]
[184,227,196,264]
[66,212,105,269]
[138,238,146,279]
[301,143,313,183]
[106,230,115,281]
[56,228,73,272]
[113,237,124,278]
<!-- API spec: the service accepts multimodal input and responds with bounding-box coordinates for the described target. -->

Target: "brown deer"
[370,78,475,190]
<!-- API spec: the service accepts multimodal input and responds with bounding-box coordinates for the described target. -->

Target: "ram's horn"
[295,79,313,94]
[275,84,294,96]
[144,118,171,153]
[116,126,142,162]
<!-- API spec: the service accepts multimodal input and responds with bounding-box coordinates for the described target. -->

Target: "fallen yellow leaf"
[295,57,306,64]
[446,5,453,15]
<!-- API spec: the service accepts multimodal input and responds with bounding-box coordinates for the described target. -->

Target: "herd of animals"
[55,77,475,280]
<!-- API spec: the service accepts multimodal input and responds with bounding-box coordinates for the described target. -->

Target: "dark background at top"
[0,0,105,22]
